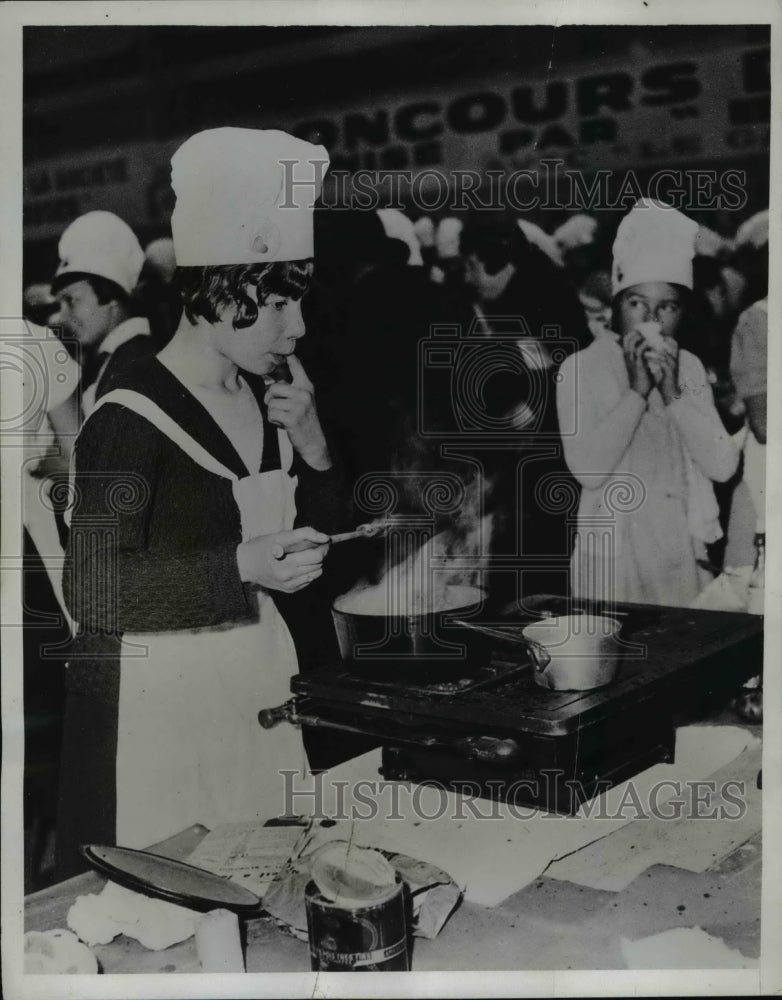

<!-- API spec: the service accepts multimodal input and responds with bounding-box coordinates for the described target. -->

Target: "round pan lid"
[80,844,262,914]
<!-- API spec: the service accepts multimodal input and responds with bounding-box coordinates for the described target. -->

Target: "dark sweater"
[64,356,347,635]
[96,335,157,401]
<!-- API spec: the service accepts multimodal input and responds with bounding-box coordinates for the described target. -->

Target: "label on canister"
[305,879,410,972]
[311,938,408,968]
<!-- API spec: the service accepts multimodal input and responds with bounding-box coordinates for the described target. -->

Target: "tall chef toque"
[54,211,145,296]
[612,198,698,297]
[170,127,329,266]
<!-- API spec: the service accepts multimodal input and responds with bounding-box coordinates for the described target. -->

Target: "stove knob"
[258,699,298,729]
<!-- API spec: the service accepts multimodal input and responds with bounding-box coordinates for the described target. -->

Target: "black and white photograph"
[1,2,780,997]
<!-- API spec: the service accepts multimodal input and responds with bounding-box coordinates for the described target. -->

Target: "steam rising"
[338,468,493,616]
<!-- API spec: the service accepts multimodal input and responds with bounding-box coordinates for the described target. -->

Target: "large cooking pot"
[332,585,489,668]
[522,614,623,691]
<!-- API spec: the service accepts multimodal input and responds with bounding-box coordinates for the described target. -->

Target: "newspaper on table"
[186,821,307,899]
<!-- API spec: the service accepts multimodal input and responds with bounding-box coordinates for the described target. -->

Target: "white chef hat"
[170,127,329,266]
[376,208,423,266]
[517,219,565,268]
[734,209,769,250]
[413,215,436,249]
[553,213,598,251]
[144,237,177,284]
[435,217,463,260]
[612,199,698,296]
[693,224,734,259]
[53,211,145,296]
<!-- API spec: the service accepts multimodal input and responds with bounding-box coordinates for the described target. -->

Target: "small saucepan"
[521,614,623,691]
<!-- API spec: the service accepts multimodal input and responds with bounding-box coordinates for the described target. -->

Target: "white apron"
[85,389,307,849]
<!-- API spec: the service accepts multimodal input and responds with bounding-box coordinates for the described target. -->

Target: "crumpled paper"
[67,880,200,951]
[263,837,461,942]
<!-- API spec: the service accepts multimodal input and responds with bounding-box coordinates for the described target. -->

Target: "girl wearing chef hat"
[556,199,739,607]
[57,128,343,877]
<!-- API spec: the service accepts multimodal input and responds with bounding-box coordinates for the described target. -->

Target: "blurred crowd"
[24,196,769,578]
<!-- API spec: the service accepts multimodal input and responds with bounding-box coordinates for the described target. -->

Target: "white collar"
[99,316,151,356]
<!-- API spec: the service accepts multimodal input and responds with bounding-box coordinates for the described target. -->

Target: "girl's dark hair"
[175,260,313,329]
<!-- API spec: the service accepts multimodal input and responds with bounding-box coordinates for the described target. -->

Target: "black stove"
[277,600,762,814]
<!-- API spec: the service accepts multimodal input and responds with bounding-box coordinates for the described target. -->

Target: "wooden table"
[24,722,762,974]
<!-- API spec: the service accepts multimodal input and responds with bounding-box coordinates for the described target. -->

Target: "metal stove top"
[292,602,762,738]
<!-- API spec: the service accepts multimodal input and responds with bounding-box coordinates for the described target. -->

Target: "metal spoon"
[329,521,393,544]
[272,521,395,557]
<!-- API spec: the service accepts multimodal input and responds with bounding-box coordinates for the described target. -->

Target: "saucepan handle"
[450,617,553,671]
[524,638,551,672]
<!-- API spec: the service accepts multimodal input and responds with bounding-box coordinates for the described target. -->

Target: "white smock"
[557,338,738,606]
[86,387,308,849]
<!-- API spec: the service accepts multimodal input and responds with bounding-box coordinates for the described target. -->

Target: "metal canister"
[304,877,410,971]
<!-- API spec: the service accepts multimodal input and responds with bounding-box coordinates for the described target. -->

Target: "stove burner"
[341,655,530,697]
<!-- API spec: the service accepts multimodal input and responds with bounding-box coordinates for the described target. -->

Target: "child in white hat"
[58,128,343,876]
[556,199,739,606]
[51,210,152,417]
